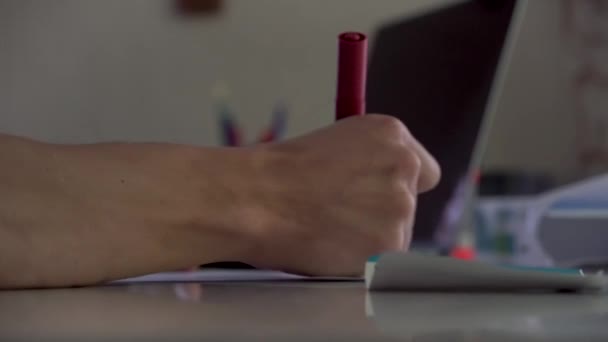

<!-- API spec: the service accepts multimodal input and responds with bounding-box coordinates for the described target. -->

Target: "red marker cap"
[335,32,368,120]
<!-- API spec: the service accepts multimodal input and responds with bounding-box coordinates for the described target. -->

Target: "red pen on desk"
[335,32,368,120]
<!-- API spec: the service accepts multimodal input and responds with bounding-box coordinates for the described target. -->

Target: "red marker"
[335,32,368,120]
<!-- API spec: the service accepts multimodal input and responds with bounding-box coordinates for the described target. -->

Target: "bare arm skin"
[0,114,440,289]
[0,135,261,288]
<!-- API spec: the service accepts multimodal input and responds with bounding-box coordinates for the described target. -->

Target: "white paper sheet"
[113,269,361,284]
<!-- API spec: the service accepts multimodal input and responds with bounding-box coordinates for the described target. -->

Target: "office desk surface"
[1,281,608,341]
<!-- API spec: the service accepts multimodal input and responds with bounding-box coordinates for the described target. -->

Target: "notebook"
[365,252,607,293]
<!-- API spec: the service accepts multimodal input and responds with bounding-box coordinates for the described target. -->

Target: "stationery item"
[112,269,359,284]
[215,99,288,146]
[335,32,368,120]
[257,101,288,143]
[212,82,242,146]
[217,104,241,146]
[365,252,608,292]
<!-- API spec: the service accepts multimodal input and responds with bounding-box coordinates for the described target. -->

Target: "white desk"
[1,281,608,341]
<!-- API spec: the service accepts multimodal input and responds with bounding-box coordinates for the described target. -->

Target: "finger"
[407,137,441,193]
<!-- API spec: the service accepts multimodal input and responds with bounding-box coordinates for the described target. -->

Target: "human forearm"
[0,134,259,289]
[0,114,441,288]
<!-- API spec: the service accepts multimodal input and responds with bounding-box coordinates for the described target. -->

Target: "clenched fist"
[245,114,441,276]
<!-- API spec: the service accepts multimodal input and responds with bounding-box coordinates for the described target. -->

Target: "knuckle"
[385,187,416,218]
[419,162,442,193]
[395,191,416,217]
[368,114,408,137]
[400,149,422,171]
[386,148,421,179]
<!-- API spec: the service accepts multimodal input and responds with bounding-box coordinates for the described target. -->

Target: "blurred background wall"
[0,0,454,145]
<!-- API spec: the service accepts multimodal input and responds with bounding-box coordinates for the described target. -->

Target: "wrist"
[177,146,275,266]
[226,145,299,269]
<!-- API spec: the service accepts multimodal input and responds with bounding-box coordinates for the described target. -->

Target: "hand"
[245,114,441,276]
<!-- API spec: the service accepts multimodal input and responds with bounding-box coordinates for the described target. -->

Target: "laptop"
[366,0,524,249]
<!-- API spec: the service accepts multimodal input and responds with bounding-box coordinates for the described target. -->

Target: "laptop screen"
[366,0,518,243]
